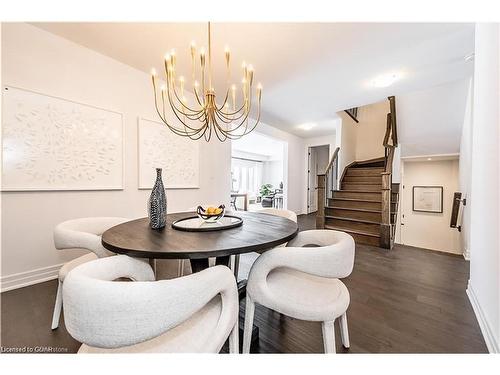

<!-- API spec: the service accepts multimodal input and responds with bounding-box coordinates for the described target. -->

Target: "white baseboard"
[466,280,499,353]
[1,263,63,293]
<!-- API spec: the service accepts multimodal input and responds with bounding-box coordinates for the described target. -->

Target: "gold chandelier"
[150,22,262,141]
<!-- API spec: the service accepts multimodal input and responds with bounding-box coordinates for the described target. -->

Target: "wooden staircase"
[324,159,400,247]
[317,96,399,249]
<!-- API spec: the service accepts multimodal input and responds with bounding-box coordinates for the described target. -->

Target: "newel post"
[380,172,392,249]
[316,174,326,229]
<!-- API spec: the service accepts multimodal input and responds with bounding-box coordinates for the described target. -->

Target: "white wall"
[458,78,474,259]
[398,159,461,254]
[337,100,388,176]
[354,100,389,161]
[467,23,500,353]
[252,121,305,214]
[1,23,232,289]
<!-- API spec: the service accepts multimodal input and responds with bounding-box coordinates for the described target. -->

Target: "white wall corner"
[466,280,500,353]
[1,263,62,293]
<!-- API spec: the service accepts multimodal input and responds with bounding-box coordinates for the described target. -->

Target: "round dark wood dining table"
[101,210,299,273]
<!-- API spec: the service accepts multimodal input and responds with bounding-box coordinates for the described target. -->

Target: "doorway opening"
[307,144,330,214]
[231,132,287,211]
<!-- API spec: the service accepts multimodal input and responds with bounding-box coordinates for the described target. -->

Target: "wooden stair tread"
[342,181,382,184]
[334,189,396,194]
[327,206,382,213]
[324,225,381,238]
[330,197,382,203]
[324,215,381,225]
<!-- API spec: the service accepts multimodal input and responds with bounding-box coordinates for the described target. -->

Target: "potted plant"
[260,183,274,197]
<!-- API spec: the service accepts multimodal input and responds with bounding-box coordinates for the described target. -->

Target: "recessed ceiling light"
[372,73,400,88]
[427,158,432,161]
[298,123,316,131]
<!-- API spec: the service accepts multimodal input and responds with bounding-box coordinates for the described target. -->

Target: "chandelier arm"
[215,88,230,111]
[238,98,262,136]
[166,87,209,132]
[211,116,228,142]
[160,92,205,136]
[214,100,247,118]
[171,85,204,114]
[193,86,204,107]
[217,106,252,134]
[215,105,247,122]
[214,109,236,124]
[167,87,207,120]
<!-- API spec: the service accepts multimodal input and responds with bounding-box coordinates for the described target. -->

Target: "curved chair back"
[284,229,355,278]
[63,255,238,351]
[257,208,297,223]
[54,217,129,258]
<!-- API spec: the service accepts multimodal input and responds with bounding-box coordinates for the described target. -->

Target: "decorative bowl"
[196,205,225,223]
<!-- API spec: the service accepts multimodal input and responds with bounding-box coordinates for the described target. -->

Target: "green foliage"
[260,183,273,197]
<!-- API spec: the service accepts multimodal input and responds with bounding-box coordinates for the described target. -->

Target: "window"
[231,158,263,199]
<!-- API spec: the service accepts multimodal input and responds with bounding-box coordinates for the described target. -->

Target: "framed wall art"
[138,118,200,189]
[412,186,443,213]
[2,86,123,191]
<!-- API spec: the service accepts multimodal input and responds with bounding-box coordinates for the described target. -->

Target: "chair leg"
[243,296,255,354]
[340,312,350,348]
[177,260,185,277]
[229,320,239,354]
[230,255,240,280]
[51,280,63,330]
[321,320,336,354]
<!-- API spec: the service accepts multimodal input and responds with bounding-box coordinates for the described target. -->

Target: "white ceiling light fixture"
[297,123,317,131]
[371,72,401,88]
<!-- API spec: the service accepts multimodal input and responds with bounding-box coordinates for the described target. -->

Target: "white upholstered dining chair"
[233,208,298,279]
[243,229,355,353]
[51,217,129,329]
[257,208,298,223]
[63,255,239,353]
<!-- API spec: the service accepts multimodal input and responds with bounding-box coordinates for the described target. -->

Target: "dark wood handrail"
[381,96,398,248]
[325,147,340,177]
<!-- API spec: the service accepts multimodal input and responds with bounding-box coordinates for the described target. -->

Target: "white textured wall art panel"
[138,118,200,189]
[2,86,123,190]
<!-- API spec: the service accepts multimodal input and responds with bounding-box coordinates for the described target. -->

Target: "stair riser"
[326,208,381,222]
[334,191,381,200]
[346,169,384,177]
[333,191,397,200]
[343,176,382,183]
[350,232,380,246]
[328,199,397,211]
[325,217,380,235]
[324,226,380,246]
[341,184,382,191]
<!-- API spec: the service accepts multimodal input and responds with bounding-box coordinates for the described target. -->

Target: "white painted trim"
[1,263,63,293]
[463,249,470,261]
[466,280,499,353]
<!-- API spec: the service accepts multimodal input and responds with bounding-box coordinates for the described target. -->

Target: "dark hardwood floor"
[0,213,487,353]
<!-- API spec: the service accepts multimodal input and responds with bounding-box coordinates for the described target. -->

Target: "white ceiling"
[32,22,474,137]
[397,78,470,157]
[231,131,284,160]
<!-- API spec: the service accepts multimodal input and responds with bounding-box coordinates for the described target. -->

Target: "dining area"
[47,205,355,354]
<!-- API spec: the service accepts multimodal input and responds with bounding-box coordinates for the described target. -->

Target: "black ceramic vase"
[148,168,167,230]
